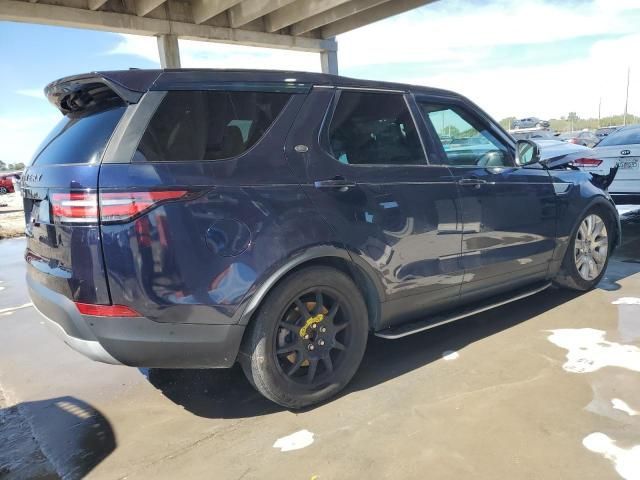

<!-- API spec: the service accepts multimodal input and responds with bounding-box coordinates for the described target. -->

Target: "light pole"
[623,67,630,126]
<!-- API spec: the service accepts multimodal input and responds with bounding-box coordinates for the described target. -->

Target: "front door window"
[419,104,513,167]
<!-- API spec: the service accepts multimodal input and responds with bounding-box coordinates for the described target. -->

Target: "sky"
[1,0,639,164]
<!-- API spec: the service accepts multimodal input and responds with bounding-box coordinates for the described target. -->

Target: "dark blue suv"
[24,69,619,408]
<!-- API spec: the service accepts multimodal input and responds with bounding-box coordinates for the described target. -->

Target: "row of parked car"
[510,125,640,201]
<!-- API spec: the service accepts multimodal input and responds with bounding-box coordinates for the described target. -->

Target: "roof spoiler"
[44,70,161,114]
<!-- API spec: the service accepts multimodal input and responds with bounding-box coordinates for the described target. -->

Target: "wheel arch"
[553,194,620,267]
[573,196,621,250]
[237,246,383,331]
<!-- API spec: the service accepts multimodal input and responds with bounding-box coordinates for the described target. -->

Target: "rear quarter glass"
[133,90,291,162]
[31,106,126,166]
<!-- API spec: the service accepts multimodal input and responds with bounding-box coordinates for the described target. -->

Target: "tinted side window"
[32,106,126,166]
[419,103,513,167]
[328,91,425,166]
[136,91,291,162]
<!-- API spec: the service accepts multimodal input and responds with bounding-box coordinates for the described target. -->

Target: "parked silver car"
[512,117,550,129]
[559,131,599,148]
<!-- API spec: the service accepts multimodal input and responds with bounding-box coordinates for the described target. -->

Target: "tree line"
[0,160,26,172]
[499,113,639,132]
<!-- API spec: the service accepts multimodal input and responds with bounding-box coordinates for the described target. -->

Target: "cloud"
[16,89,46,99]
[408,33,640,120]
[0,114,61,164]
[338,0,640,67]
[108,35,321,71]
[332,0,640,119]
[105,0,639,121]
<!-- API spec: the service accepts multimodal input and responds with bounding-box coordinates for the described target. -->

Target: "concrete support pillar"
[157,34,181,69]
[320,47,338,75]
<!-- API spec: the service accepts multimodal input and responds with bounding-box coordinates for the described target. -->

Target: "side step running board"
[375,282,552,340]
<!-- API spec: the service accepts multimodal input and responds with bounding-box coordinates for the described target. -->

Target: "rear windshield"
[134,90,291,162]
[32,106,126,166]
[597,127,640,147]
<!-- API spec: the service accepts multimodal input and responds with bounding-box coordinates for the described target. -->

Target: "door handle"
[457,178,487,187]
[313,177,356,190]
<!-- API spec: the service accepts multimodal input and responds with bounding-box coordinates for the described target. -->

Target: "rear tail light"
[51,192,99,223]
[99,191,187,222]
[75,302,141,317]
[572,158,603,167]
[51,190,187,224]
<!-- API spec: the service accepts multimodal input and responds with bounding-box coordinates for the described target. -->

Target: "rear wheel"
[554,210,612,291]
[240,266,368,409]
[0,187,7,194]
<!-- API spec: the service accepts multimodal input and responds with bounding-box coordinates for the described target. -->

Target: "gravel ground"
[0,192,25,239]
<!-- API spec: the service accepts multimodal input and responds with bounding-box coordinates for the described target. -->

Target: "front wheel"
[554,210,612,291]
[0,187,7,194]
[240,266,368,409]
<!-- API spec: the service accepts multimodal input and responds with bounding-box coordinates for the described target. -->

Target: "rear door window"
[32,106,126,166]
[135,91,291,162]
[327,91,425,166]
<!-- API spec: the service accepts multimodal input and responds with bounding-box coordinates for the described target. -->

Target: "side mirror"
[516,139,541,166]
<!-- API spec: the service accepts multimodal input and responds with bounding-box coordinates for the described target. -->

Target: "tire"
[0,187,7,194]
[554,208,613,291]
[239,266,368,409]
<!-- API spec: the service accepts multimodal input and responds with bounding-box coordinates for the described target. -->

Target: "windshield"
[597,127,640,147]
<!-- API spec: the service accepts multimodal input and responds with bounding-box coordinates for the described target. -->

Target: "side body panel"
[412,93,558,302]
[99,92,339,325]
[452,165,558,300]
[286,88,464,329]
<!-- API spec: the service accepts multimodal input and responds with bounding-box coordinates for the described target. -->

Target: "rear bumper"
[27,273,245,368]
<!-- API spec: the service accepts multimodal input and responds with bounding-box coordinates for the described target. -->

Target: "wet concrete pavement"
[1,208,639,480]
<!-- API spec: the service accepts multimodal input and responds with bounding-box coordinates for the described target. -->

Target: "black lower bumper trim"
[27,273,245,368]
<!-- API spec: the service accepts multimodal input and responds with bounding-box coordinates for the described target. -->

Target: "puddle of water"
[618,205,640,216]
[273,430,314,452]
[441,350,459,361]
[0,303,33,317]
[583,432,640,480]
[617,304,640,344]
[613,298,640,305]
[612,399,639,416]
[546,328,640,373]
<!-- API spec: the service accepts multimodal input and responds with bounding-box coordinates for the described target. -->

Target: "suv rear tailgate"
[23,75,134,305]
[24,164,111,304]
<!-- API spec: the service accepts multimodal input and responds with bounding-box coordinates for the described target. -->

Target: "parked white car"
[589,125,640,199]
